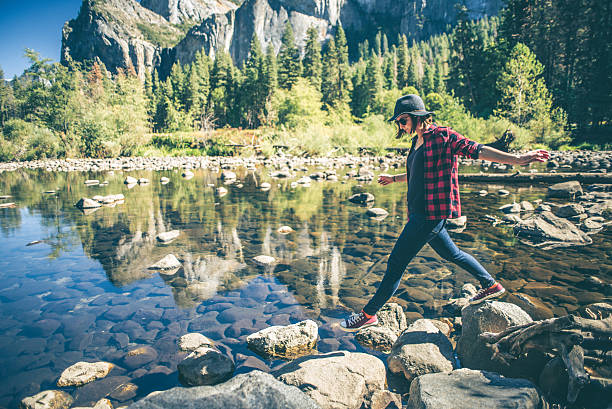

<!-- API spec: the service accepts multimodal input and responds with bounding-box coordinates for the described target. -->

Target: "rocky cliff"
[62,0,503,77]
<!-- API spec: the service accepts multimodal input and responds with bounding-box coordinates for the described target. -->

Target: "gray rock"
[20,390,73,409]
[376,303,408,334]
[57,361,114,387]
[520,201,535,211]
[123,346,158,370]
[499,203,521,213]
[554,203,585,218]
[513,211,593,247]
[177,347,235,386]
[548,181,583,198]
[221,171,236,181]
[124,176,138,184]
[156,230,180,243]
[457,302,532,374]
[446,216,467,228]
[273,351,385,409]
[355,326,398,353]
[252,255,275,266]
[348,193,375,204]
[406,368,542,409]
[178,333,214,352]
[148,254,181,270]
[387,319,454,382]
[366,207,389,218]
[246,320,317,359]
[127,370,320,409]
[75,198,101,209]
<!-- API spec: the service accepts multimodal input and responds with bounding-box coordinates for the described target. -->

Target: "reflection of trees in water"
[166,252,247,308]
[316,231,346,309]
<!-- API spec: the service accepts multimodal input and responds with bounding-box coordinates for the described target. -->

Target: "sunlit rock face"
[62,0,502,77]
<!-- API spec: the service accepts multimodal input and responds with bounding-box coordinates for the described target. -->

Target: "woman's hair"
[395,114,433,138]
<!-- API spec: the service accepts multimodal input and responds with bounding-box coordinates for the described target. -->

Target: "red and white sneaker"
[469,283,506,305]
[339,311,378,332]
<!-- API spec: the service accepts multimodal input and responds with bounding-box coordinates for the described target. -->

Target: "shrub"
[1,119,63,161]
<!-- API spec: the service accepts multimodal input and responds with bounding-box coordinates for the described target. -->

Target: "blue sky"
[0,0,83,79]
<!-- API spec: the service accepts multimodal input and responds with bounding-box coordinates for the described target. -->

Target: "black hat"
[387,94,434,122]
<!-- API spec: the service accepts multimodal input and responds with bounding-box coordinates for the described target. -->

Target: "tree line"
[0,1,609,160]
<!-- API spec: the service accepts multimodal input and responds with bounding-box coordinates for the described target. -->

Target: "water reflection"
[0,166,609,408]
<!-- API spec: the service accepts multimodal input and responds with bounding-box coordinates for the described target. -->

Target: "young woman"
[340,94,549,331]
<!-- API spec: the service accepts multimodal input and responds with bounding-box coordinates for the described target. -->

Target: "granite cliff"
[62,0,503,77]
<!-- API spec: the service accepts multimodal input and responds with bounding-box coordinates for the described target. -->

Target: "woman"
[340,94,549,331]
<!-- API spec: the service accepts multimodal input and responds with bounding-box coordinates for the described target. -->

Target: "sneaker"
[339,311,378,332]
[469,283,505,305]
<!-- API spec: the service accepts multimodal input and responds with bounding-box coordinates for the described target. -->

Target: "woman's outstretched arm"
[479,146,550,166]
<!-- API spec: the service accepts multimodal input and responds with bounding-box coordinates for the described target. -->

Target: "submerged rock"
[177,347,234,386]
[246,320,317,359]
[273,350,385,409]
[406,369,542,409]
[366,207,389,219]
[253,255,275,266]
[178,333,214,352]
[56,361,114,387]
[126,371,320,409]
[20,390,73,409]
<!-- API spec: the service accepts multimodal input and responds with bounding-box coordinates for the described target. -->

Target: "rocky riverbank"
[20,300,612,409]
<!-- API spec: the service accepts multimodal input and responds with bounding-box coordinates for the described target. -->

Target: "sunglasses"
[396,117,409,126]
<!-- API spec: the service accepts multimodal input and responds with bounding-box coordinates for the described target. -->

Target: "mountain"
[61,0,503,77]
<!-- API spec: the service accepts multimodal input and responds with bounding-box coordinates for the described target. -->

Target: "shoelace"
[346,313,363,326]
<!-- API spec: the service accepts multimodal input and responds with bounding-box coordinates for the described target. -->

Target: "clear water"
[0,165,609,408]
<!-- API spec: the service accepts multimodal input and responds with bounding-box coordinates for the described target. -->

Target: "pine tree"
[168,61,186,109]
[383,52,397,90]
[334,25,352,106]
[241,34,266,128]
[364,54,384,114]
[321,38,339,108]
[277,21,302,89]
[302,26,322,90]
[422,63,435,95]
[0,67,16,127]
[350,61,369,117]
[397,34,409,89]
[496,43,552,126]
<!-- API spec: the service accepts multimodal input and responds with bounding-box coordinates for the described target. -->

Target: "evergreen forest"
[0,1,610,161]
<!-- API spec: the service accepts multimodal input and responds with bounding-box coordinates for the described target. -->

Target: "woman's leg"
[362,215,444,315]
[428,227,496,288]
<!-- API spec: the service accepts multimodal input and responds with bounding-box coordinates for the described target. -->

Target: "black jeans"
[363,213,496,315]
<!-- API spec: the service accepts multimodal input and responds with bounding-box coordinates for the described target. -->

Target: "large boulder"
[246,320,318,359]
[406,369,543,409]
[127,370,321,409]
[513,211,592,248]
[355,303,407,352]
[177,347,235,386]
[457,301,532,375]
[387,319,454,383]
[273,350,385,409]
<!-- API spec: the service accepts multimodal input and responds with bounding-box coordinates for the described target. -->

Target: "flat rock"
[277,226,294,234]
[366,208,389,219]
[177,347,235,386]
[387,319,454,382]
[348,193,375,204]
[246,320,318,359]
[513,211,593,248]
[178,333,214,352]
[124,176,137,184]
[446,216,467,228]
[355,326,398,353]
[126,370,320,409]
[57,361,114,387]
[406,368,542,409]
[554,203,585,218]
[148,254,181,270]
[156,230,180,243]
[273,350,385,409]
[21,390,73,409]
[123,346,158,370]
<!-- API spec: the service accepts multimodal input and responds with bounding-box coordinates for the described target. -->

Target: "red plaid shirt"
[407,125,483,220]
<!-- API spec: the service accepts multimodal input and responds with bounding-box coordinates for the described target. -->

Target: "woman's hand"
[378,174,395,185]
[515,149,550,166]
